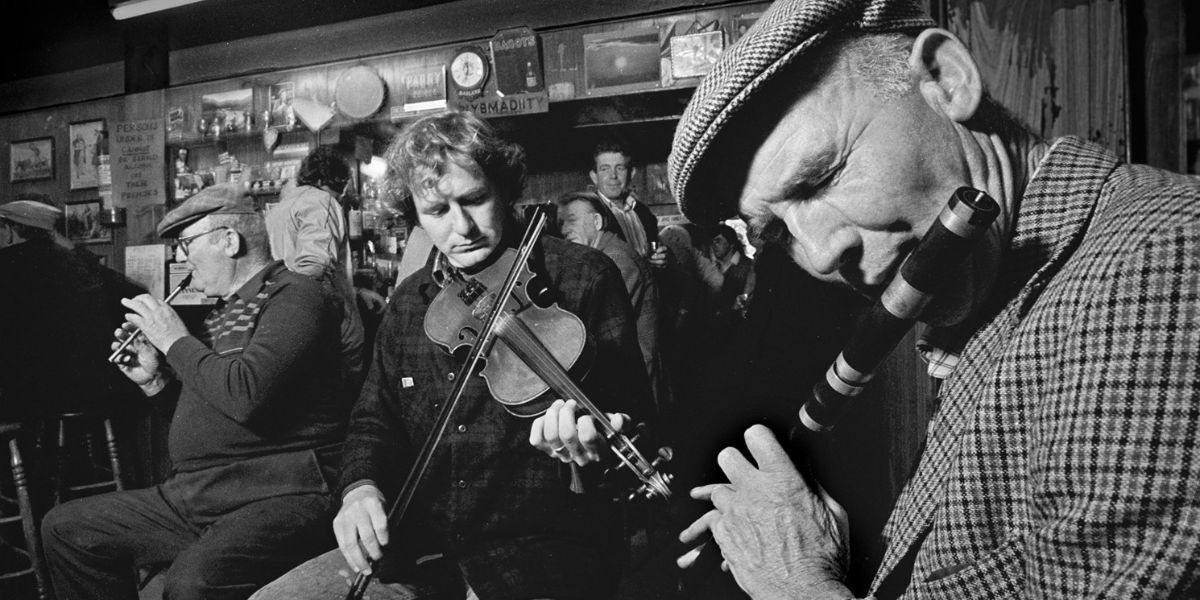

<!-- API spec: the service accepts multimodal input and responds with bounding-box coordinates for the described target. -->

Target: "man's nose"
[786,211,859,277]
[449,204,476,236]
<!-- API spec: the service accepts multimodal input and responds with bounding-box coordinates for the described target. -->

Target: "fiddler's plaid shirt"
[338,235,653,600]
[873,137,1200,598]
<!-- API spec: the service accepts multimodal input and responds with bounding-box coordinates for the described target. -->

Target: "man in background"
[267,145,366,394]
[558,189,663,408]
[0,197,140,426]
[589,140,668,267]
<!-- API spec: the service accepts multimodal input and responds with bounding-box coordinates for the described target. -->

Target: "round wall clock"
[450,46,490,100]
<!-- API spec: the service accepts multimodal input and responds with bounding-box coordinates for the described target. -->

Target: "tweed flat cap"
[157,183,257,238]
[668,0,934,224]
[0,200,63,231]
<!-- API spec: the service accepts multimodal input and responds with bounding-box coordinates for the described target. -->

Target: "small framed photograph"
[670,30,725,79]
[583,28,662,95]
[269,82,295,127]
[731,12,763,43]
[10,137,55,182]
[202,88,254,132]
[64,200,111,244]
[69,119,106,190]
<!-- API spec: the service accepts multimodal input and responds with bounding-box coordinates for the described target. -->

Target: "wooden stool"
[52,413,124,505]
[0,423,51,600]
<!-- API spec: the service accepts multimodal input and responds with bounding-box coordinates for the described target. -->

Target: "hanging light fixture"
[110,0,207,20]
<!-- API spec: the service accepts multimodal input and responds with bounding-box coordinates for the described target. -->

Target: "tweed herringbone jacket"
[872,137,1200,599]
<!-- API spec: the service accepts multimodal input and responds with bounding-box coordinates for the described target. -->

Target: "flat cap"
[668,0,934,224]
[0,199,63,231]
[157,182,257,238]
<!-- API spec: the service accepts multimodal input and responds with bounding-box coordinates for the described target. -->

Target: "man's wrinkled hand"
[121,294,189,354]
[682,424,852,600]
[111,324,169,394]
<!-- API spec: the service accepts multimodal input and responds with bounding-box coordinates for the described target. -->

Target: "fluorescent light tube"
[111,0,207,20]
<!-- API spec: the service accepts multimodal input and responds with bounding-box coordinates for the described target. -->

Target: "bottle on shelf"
[525,61,538,89]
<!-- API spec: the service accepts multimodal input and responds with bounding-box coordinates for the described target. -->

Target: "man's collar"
[597,190,638,211]
[228,260,284,302]
[592,230,618,249]
[718,251,740,271]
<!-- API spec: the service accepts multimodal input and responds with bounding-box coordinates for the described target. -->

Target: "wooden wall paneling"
[0,62,125,116]
[946,0,1128,157]
[1135,0,1185,170]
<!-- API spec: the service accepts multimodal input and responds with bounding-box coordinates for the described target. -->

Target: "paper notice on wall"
[111,119,167,208]
[125,244,168,300]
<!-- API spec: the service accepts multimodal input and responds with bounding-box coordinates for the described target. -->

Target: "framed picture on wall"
[10,137,54,182]
[269,82,295,127]
[670,30,724,79]
[583,28,662,95]
[64,199,111,244]
[69,119,105,190]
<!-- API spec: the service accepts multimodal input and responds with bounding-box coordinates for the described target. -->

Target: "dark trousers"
[41,464,335,600]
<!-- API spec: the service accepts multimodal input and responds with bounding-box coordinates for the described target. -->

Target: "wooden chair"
[0,423,51,600]
[52,413,124,506]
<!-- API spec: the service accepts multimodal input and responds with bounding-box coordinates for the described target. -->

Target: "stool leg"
[54,419,66,506]
[10,438,51,600]
[103,419,124,492]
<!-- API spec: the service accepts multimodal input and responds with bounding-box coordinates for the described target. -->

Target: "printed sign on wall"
[111,119,166,208]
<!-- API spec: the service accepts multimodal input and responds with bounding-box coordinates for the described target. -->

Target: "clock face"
[451,48,488,90]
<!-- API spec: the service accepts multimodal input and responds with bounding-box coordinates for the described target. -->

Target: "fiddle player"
[42,183,356,600]
[553,0,1200,597]
[252,109,654,600]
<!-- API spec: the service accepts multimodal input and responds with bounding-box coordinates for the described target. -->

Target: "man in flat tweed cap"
[42,183,356,600]
[661,0,1200,598]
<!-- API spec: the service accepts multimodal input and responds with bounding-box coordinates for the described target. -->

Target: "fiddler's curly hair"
[384,109,526,218]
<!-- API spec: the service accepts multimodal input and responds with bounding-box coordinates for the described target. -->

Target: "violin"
[425,210,673,499]
[344,207,671,600]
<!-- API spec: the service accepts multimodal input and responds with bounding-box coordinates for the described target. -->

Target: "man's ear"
[222,230,243,257]
[910,28,982,123]
[589,170,599,186]
[591,213,603,232]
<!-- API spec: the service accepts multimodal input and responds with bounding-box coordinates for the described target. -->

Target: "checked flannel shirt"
[339,235,654,600]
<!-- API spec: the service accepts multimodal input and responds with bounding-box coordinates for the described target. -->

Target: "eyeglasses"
[177,227,229,257]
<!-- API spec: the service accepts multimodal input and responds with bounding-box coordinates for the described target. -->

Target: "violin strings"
[496,312,616,437]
